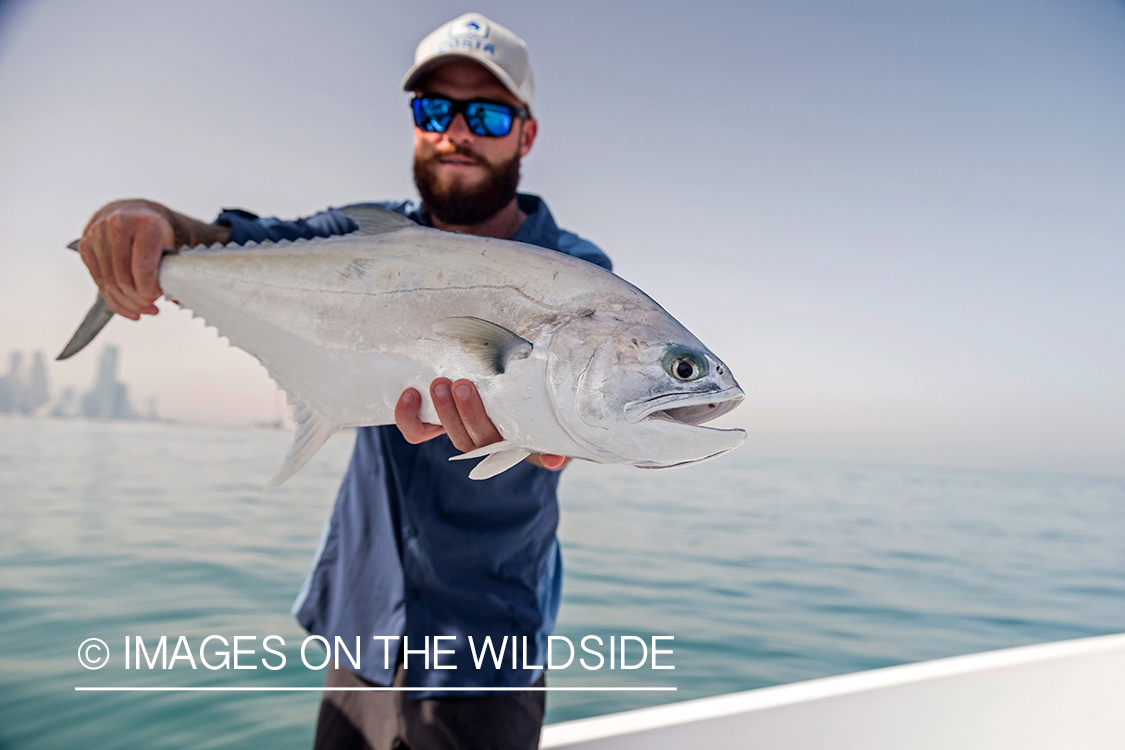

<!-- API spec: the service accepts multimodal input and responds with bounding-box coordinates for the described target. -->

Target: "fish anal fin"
[339,205,417,235]
[265,399,338,490]
[433,317,532,375]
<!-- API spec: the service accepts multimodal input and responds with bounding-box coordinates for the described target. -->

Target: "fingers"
[81,231,140,320]
[413,378,504,453]
[525,453,570,471]
[398,380,502,452]
[430,378,474,451]
[452,379,504,448]
[102,284,142,320]
[431,378,503,453]
[537,454,569,471]
[395,387,446,445]
[397,380,570,472]
[109,214,158,314]
[132,219,167,312]
[77,236,107,295]
[80,204,172,319]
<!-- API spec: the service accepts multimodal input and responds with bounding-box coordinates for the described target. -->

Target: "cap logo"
[449,17,489,38]
[437,18,496,55]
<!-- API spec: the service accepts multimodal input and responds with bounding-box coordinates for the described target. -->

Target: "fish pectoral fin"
[265,399,338,490]
[338,204,417,234]
[447,441,532,481]
[433,317,533,375]
[57,294,115,361]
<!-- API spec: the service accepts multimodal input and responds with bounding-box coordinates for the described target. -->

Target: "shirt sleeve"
[214,207,360,246]
[557,230,613,272]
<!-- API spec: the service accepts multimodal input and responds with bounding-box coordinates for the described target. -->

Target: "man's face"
[412,59,538,225]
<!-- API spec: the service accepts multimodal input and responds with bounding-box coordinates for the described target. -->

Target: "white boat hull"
[542,632,1125,749]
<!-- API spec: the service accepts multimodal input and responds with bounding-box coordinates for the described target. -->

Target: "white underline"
[75,686,676,692]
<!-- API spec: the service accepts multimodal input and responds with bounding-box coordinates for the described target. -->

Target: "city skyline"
[1,1,1122,475]
[0,343,159,422]
[0,350,49,415]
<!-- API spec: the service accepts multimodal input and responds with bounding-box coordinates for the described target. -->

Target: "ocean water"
[1,415,1122,748]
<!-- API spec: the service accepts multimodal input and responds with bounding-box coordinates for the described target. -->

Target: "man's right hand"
[396,378,570,471]
[78,200,175,320]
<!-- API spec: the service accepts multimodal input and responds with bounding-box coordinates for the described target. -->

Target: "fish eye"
[662,345,709,381]
[669,355,701,381]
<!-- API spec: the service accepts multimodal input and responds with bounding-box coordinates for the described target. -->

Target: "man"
[76,13,611,750]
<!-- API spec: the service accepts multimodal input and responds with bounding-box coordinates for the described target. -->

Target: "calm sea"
[1,416,1122,748]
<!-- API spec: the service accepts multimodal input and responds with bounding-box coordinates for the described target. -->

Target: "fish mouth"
[635,448,733,470]
[623,387,744,426]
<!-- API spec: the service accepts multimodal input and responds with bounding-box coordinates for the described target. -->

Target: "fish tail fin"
[57,294,115,360]
[265,399,338,490]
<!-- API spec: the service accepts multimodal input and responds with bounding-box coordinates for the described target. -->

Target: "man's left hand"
[395,378,569,471]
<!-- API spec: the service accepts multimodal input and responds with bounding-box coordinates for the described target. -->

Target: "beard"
[413,143,521,226]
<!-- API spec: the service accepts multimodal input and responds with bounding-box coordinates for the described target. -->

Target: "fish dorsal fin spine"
[433,317,533,375]
[339,204,417,235]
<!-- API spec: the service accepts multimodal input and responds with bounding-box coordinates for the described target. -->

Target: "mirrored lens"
[413,98,453,133]
[465,102,514,137]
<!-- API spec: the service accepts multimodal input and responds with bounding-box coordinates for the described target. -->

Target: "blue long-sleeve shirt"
[215,194,611,695]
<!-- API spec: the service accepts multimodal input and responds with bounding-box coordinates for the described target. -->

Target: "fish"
[59,205,746,486]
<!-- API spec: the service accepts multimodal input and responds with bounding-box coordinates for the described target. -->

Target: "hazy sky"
[1,0,1122,474]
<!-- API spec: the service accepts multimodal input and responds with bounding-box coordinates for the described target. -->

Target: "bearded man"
[75,13,611,750]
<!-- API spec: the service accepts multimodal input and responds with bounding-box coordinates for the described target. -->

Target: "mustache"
[419,143,488,168]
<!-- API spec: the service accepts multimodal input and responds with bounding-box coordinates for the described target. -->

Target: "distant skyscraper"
[80,345,135,419]
[25,351,50,414]
[0,351,25,413]
[50,387,78,418]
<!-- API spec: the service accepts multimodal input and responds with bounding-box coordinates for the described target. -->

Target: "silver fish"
[60,205,746,486]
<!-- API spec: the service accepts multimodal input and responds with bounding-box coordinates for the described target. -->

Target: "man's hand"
[79,200,177,319]
[395,378,569,471]
[78,199,231,320]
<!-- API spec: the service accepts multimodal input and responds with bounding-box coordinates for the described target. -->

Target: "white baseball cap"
[401,13,535,113]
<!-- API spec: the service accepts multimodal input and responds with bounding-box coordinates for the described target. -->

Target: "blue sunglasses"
[411,95,529,138]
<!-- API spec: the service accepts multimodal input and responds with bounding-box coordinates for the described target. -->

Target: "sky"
[1,0,1122,475]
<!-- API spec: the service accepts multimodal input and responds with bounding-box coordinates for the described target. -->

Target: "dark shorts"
[313,662,546,750]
